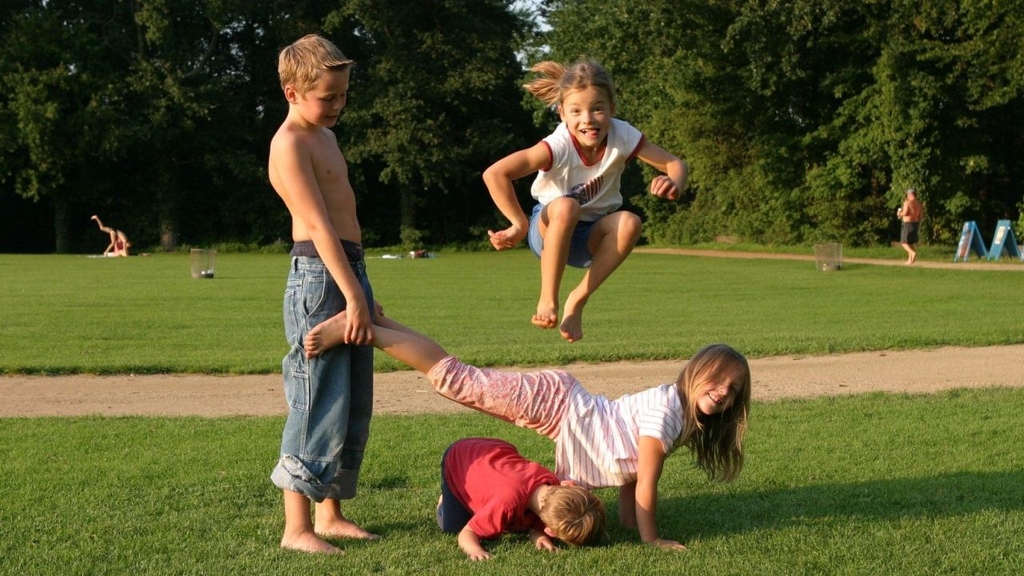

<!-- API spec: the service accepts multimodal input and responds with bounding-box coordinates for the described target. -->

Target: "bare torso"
[901,199,923,223]
[269,125,361,244]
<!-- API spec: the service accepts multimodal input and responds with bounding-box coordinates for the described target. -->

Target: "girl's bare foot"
[304,312,349,358]
[559,290,587,343]
[280,531,344,554]
[532,301,558,329]
[531,312,558,329]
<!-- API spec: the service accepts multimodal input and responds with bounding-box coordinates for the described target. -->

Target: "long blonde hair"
[675,343,751,481]
[523,59,617,110]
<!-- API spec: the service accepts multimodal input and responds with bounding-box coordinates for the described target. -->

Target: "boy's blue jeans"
[270,255,375,502]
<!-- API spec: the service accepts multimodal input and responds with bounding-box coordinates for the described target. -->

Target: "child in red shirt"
[438,437,605,560]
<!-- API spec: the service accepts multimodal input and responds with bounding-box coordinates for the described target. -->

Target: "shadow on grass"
[658,469,1023,539]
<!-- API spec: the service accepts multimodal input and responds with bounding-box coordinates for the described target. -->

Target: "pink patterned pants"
[426,356,576,440]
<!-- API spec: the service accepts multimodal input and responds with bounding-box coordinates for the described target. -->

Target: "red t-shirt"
[444,438,558,539]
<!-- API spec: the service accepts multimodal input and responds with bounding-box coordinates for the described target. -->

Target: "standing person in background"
[90,215,131,257]
[897,188,923,264]
[267,33,380,554]
[482,59,688,343]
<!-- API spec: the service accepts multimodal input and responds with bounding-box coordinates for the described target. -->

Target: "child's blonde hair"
[536,485,606,546]
[675,343,751,482]
[524,59,617,111]
[278,34,354,95]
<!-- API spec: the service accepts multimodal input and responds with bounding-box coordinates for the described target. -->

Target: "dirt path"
[3,345,1022,417]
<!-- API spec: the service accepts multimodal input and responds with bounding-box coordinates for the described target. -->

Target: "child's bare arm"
[635,436,686,550]
[457,526,492,560]
[482,143,550,250]
[636,141,689,201]
[271,133,372,344]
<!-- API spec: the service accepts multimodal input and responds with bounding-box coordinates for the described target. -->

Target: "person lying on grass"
[437,437,605,560]
[304,311,751,549]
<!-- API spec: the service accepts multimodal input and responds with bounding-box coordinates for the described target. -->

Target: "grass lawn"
[1,250,1022,574]
[1,250,1022,374]
[1,390,1021,575]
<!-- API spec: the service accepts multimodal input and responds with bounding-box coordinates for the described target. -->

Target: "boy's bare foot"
[559,291,587,343]
[315,517,381,541]
[280,531,344,554]
[305,312,348,358]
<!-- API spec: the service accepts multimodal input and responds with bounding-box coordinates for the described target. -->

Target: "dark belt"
[290,239,364,263]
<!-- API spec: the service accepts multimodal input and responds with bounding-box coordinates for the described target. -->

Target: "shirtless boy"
[267,34,379,554]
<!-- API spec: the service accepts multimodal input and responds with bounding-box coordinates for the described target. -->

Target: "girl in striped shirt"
[305,313,750,550]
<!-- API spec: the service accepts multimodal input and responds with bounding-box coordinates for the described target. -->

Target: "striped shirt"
[555,382,683,489]
[427,356,683,489]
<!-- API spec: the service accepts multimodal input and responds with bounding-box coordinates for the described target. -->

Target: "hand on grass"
[650,537,687,551]
[530,530,558,553]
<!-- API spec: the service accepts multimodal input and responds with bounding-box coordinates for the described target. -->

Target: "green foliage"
[1,0,1021,253]
[2,389,1023,574]
[324,0,538,246]
[542,0,1024,248]
[1,252,1022,375]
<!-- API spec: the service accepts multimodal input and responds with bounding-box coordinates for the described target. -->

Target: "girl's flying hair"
[524,59,617,110]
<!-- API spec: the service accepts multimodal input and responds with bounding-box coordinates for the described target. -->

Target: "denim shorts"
[527,202,597,268]
[270,254,375,502]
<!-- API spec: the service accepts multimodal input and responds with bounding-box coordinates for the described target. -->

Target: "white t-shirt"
[554,382,683,489]
[531,118,645,222]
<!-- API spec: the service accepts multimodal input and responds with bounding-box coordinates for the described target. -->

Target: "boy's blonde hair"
[278,34,354,95]
[524,59,617,111]
[536,485,606,546]
[675,343,751,482]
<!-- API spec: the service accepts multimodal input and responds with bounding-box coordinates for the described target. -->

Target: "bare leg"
[560,211,641,343]
[91,216,117,254]
[533,198,579,330]
[314,498,380,540]
[280,489,343,554]
[305,311,448,374]
[901,243,917,265]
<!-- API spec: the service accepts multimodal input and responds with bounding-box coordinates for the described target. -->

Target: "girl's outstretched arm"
[635,436,687,550]
[482,142,550,250]
[304,311,447,374]
[635,140,688,200]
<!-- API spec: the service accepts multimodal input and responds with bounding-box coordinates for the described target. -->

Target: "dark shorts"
[901,222,920,244]
[437,442,472,533]
[527,203,597,268]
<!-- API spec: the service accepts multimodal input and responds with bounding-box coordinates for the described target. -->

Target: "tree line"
[2,0,1021,254]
